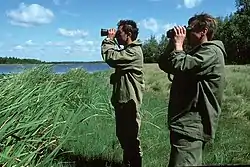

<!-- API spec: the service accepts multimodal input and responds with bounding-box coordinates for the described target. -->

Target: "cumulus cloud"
[8,39,100,61]
[176,4,182,9]
[14,45,24,50]
[6,3,54,27]
[25,40,35,45]
[184,0,202,8]
[43,39,98,53]
[140,18,176,34]
[45,41,66,46]
[141,18,159,33]
[64,46,72,54]
[73,39,98,52]
[163,23,177,31]
[58,28,89,38]
[74,39,94,46]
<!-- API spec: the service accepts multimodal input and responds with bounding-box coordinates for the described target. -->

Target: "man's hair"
[188,13,217,40]
[117,20,139,41]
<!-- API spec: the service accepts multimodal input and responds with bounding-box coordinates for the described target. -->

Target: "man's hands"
[108,28,117,40]
[173,26,186,51]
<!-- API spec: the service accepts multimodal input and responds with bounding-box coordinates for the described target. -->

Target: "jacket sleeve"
[101,38,137,68]
[158,44,217,75]
[158,42,175,73]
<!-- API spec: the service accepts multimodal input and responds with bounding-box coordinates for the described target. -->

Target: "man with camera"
[101,20,144,167]
[158,13,226,166]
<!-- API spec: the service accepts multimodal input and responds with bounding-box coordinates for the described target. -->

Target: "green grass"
[0,64,250,166]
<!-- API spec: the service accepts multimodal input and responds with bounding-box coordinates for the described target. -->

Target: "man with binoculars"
[158,13,226,166]
[101,20,144,167]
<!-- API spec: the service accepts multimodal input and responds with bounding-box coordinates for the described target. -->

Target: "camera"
[101,29,109,36]
[166,26,190,38]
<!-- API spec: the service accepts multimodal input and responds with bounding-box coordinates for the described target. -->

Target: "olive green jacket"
[101,38,145,110]
[158,40,226,141]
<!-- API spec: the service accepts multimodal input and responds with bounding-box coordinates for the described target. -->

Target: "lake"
[0,63,111,74]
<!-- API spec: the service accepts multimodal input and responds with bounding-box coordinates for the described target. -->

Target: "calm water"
[0,63,111,74]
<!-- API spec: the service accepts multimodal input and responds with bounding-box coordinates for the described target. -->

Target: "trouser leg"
[115,100,142,167]
[168,131,205,167]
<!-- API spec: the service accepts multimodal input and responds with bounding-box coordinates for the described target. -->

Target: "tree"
[142,35,159,63]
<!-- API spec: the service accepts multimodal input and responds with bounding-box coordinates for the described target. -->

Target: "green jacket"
[158,40,226,141]
[101,38,145,109]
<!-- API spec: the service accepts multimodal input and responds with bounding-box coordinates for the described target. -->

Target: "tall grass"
[0,65,113,166]
[0,64,250,166]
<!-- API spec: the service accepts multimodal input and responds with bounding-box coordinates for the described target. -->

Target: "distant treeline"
[0,57,105,64]
[0,57,45,64]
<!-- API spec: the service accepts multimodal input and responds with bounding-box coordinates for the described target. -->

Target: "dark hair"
[117,20,139,41]
[188,12,217,40]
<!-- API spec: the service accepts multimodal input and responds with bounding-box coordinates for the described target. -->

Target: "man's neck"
[124,39,133,47]
[191,37,208,49]
[200,37,208,44]
[127,38,133,45]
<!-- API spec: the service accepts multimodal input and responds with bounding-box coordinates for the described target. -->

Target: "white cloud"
[141,18,159,32]
[184,0,202,8]
[163,23,177,31]
[14,45,24,50]
[176,4,182,9]
[64,46,72,54]
[6,3,54,27]
[140,17,176,34]
[45,41,66,46]
[73,39,99,52]
[58,28,89,38]
[43,39,98,53]
[25,40,35,45]
[6,40,101,62]
[45,41,53,45]
[74,39,94,46]
[64,46,72,50]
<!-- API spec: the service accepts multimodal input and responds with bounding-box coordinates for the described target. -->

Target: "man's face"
[116,26,128,45]
[186,21,205,47]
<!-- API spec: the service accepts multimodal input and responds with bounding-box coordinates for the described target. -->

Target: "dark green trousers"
[114,100,142,167]
[168,131,205,167]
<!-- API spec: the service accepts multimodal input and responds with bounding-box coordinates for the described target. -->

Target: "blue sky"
[0,0,236,62]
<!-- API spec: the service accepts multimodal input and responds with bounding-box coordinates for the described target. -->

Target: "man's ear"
[128,32,132,38]
[201,27,208,36]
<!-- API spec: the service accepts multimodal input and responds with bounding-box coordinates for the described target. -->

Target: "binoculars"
[100,28,120,39]
[166,26,191,38]
[100,29,109,36]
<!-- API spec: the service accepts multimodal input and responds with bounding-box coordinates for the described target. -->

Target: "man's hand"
[173,26,186,51]
[108,28,116,40]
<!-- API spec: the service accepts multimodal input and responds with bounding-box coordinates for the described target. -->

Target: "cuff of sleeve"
[168,50,185,61]
[170,50,185,56]
[103,38,116,43]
